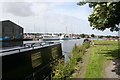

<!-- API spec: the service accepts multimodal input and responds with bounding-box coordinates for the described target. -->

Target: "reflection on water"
[61,39,84,54]
[60,39,84,62]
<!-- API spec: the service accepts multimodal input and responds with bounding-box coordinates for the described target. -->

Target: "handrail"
[0,41,60,53]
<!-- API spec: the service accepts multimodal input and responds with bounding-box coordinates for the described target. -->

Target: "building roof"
[0,20,23,29]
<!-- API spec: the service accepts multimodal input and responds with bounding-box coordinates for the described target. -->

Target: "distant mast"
[71,22,73,37]
[34,24,35,33]
[44,15,47,34]
[66,26,68,35]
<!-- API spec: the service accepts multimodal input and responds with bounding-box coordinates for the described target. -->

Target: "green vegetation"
[84,40,119,78]
[52,40,119,79]
[91,34,95,38]
[78,2,120,31]
[80,34,86,38]
[52,42,90,79]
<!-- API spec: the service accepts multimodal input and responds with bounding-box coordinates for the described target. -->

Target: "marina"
[0,20,84,79]
[0,39,84,79]
[42,34,60,41]
[0,19,118,79]
[0,1,120,79]
[1,20,116,79]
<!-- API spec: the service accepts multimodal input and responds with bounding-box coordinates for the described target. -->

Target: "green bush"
[83,42,90,49]
[52,43,90,78]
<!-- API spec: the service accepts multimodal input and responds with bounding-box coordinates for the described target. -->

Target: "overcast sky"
[0,0,118,36]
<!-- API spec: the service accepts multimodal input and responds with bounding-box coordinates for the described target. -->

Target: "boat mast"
[66,26,68,35]
[44,15,48,35]
[34,24,35,33]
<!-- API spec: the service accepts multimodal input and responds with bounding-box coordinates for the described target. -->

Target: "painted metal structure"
[1,42,62,80]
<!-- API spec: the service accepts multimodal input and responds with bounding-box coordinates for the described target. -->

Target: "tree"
[98,35,103,38]
[91,34,95,37]
[106,35,112,38]
[77,2,120,32]
[80,34,86,38]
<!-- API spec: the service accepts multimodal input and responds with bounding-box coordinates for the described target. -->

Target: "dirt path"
[79,49,90,78]
[105,60,118,78]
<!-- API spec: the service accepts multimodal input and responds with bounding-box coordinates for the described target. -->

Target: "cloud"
[0,3,3,18]
[3,2,35,17]
[2,2,54,17]
[1,1,80,17]
[29,2,69,16]
[0,0,80,3]
[31,3,49,16]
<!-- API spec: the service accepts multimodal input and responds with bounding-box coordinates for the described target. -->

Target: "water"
[60,39,84,62]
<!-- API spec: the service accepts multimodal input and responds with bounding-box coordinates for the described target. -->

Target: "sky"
[0,0,118,36]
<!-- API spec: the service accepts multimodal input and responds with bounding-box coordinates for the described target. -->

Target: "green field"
[84,40,119,78]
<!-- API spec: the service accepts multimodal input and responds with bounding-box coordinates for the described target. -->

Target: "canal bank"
[60,39,84,62]
[52,41,90,78]
[0,38,84,80]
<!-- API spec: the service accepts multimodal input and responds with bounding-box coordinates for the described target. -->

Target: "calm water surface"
[60,39,84,62]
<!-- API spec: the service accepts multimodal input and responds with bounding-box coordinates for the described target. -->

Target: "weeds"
[52,42,90,79]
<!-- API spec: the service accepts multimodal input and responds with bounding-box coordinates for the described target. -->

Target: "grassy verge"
[84,40,119,78]
[52,42,90,79]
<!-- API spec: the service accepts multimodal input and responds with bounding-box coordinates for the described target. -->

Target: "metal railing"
[0,41,60,53]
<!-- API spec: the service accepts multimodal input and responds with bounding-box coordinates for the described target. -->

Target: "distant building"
[0,20,23,41]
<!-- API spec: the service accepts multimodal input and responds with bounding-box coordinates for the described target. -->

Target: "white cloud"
[31,3,49,16]
[2,2,60,17]
[0,3,3,19]
[0,1,118,36]
[0,0,80,2]
[3,2,35,17]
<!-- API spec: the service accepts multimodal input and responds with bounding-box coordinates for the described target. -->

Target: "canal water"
[60,39,84,62]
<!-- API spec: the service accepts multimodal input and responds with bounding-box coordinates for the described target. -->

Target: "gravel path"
[79,49,90,78]
[105,60,118,78]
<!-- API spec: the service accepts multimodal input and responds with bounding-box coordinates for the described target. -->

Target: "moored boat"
[59,34,72,40]
[42,34,60,41]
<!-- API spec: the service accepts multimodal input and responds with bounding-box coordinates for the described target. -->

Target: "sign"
[31,52,42,68]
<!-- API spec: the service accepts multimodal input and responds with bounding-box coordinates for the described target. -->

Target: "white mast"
[44,14,48,35]
[66,26,68,35]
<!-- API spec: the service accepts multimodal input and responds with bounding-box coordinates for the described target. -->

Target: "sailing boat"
[59,34,71,40]
[42,16,59,41]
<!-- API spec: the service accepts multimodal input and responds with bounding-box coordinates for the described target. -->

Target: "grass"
[52,42,90,79]
[84,40,119,78]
